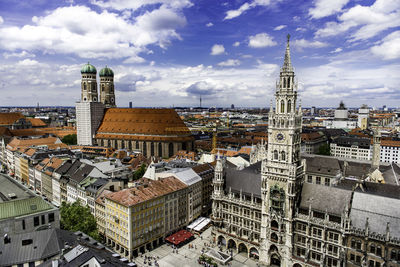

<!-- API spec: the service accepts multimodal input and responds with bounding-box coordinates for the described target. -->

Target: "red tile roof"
[96,108,193,137]
[0,112,24,125]
[106,176,187,207]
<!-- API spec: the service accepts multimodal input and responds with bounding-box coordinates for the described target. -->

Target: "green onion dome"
[81,62,97,74]
[99,66,114,77]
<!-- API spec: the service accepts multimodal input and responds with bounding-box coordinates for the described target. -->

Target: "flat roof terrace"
[0,174,33,203]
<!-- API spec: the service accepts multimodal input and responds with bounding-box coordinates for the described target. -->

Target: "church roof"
[96,108,194,139]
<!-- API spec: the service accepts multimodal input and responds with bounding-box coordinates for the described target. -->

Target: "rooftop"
[106,177,187,207]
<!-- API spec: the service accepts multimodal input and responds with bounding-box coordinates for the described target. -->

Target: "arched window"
[274,150,278,160]
[281,100,285,114]
[271,233,278,242]
[151,142,155,156]
[283,78,286,88]
[102,84,105,92]
[287,100,291,113]
[281,151,286,161]
[288,76,291,88]
[83,83,87,90]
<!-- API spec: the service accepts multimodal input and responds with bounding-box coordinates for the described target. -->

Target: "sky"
[0,0,399,108]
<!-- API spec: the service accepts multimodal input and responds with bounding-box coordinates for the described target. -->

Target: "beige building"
[104,177,187,259]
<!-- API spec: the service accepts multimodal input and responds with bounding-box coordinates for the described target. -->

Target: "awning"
[193,218,211,232]
[165,230,194,246]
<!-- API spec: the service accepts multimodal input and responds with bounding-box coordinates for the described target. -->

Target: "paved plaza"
[133,227,260,267]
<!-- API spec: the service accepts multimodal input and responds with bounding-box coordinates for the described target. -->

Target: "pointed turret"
[282,34,293,72]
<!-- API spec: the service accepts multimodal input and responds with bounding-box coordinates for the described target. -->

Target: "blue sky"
[0,0,399,108]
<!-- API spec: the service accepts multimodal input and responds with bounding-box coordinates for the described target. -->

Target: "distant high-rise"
[129,101,132,108]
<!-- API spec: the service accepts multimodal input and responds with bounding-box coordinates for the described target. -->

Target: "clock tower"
[259,34,304,266]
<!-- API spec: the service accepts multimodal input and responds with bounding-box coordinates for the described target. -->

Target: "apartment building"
[104,177,187,260]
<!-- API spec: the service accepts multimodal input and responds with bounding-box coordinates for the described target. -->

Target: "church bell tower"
[259,34,304,266]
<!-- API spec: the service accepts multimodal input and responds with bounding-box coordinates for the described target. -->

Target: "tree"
[62,134,77,145]
[60,201,100,241]
[132,164,146,180]
[317,143,331,156]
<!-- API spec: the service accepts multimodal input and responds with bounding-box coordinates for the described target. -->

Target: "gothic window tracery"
[288,100,292,113]
[281,100,285,114]
[281,151,286,161]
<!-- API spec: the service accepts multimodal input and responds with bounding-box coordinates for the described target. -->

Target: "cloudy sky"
[0,0,399,108]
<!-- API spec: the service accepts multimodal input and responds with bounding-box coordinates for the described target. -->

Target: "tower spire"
[282,34,292,72]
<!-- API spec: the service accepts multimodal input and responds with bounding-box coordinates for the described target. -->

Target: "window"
[287,100,292,113]
[274,150,278,160]
[41,214,45,225]
[296,223,307,232]
[307,175,312,183]
[48,213,55,223]
[351,239,362,250]
[312,240,322,250]
[22,219,25,230]
[325,178,330,186]
[311,251,321,262]
[316,176,321,184]
[281,100,285,113]
[34,216,39,227]
[281,151,286,161]
[312,227,322,238]
[22,239,33,246]
[296,246,306,256]
[327,257,338,267]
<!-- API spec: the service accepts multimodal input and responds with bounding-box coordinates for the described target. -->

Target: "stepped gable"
[95,108,193,141]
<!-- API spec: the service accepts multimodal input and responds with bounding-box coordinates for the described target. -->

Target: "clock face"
[276,133,285,141]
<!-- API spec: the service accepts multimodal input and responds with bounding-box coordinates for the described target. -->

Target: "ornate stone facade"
[211,36,400,267]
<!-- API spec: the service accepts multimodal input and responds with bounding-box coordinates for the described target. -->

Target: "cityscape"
[0,1,399,267]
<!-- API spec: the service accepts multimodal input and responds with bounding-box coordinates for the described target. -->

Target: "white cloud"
[293,39,328,49]
[210,44,225,55]
[92,0,193,11]
[308,0,350,19]
[217,59,241,67]
[224,0,274,20]
[315,0,400,41]
[296,27,306,32]
[0,16,3,25]
[273,25,286,31]
[248,33,276,48]
[233,41,240,47]
[371,31,400,60]
[330,47,343,53]
[17,59,39,66]
[3,50,36,59]
[0,5,188,62]
[206,22,213,27]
